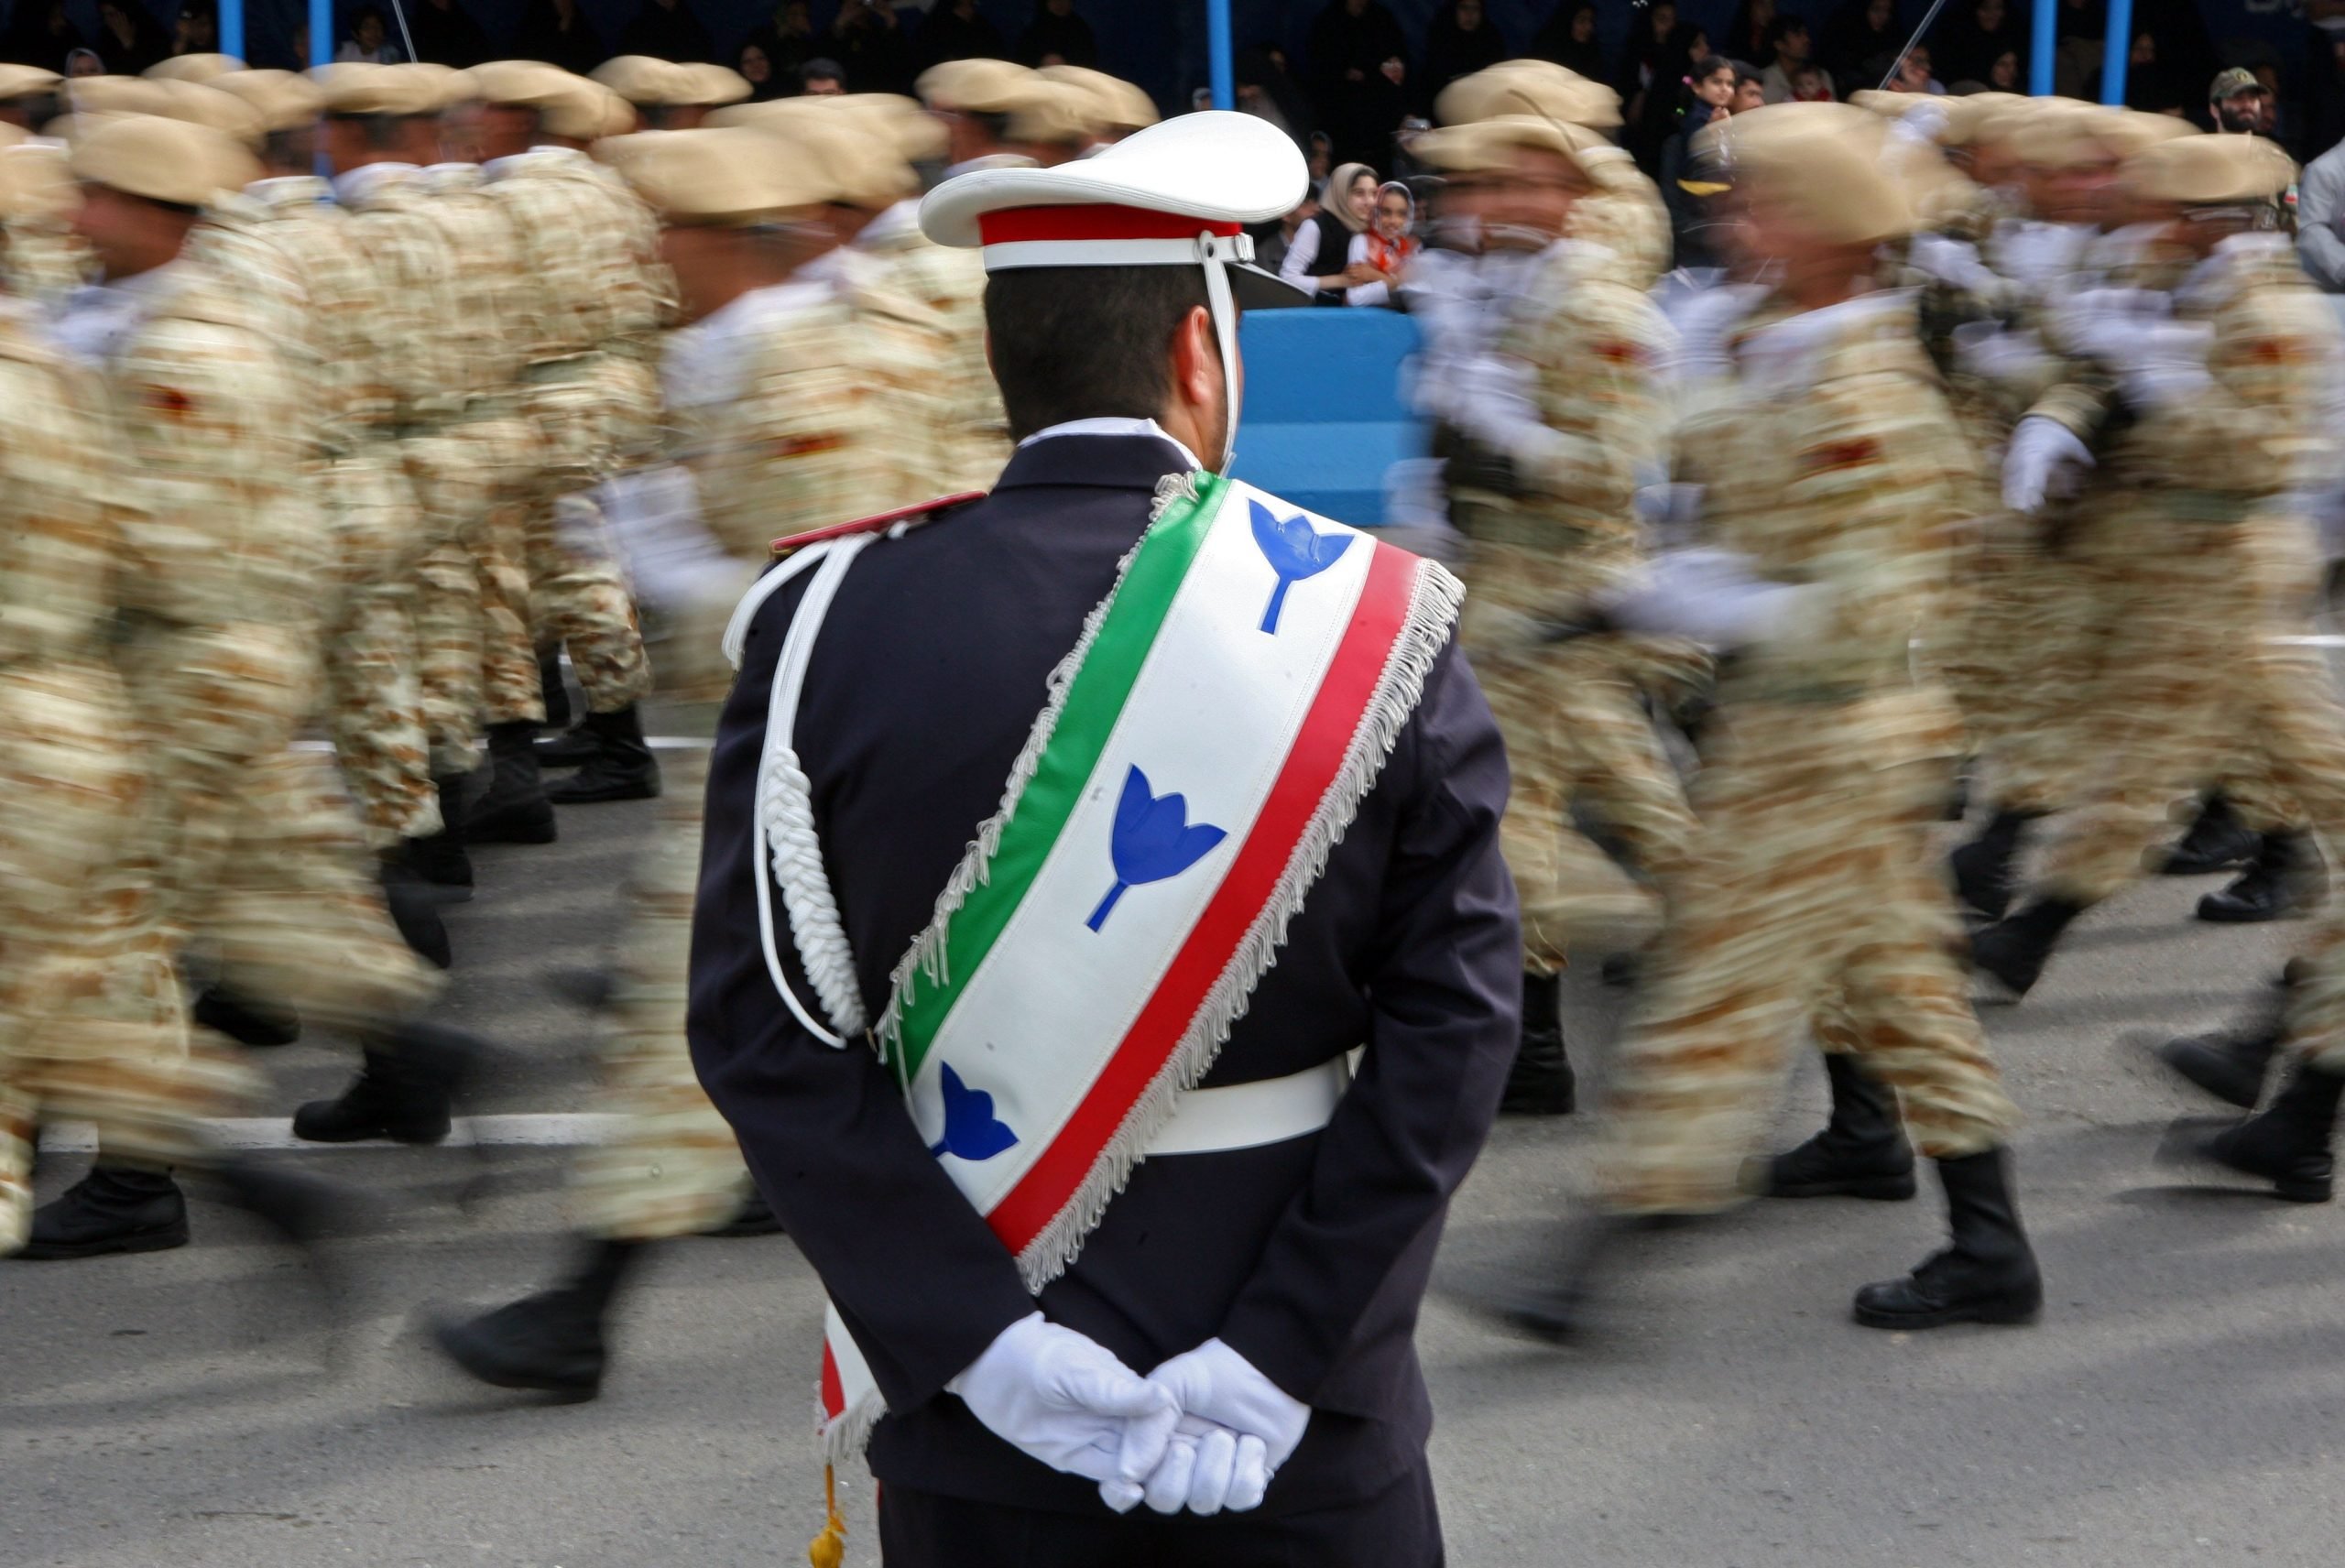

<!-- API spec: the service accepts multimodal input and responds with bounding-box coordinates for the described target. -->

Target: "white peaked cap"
[918,109,1310,471]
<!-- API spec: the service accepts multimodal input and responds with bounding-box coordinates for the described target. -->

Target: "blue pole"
[219,0,243,60]
[1207,0,1234,111]
[312,0,334,67]
[2099,0,2132,105]
[2030,0,2055,96]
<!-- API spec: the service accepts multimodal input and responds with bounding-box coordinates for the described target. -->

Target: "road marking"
[38,1113,620,1154]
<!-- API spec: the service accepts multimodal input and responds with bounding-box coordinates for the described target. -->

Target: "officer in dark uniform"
[687,112,1519,1565]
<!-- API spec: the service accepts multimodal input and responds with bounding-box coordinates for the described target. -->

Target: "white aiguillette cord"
[1196,229,1245,474]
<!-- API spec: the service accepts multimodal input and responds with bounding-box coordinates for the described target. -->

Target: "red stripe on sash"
[986,542,1420,1251]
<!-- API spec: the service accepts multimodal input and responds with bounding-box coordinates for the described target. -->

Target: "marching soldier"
[689,110,1514,1561]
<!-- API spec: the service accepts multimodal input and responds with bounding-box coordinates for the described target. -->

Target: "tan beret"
[710,97,914,207]
[465,59,577,110]
[1004,77,1093,147]
[591,55,683,105]
[1435,60,1621,130]
[150,78,266,149]
[212,69,325,135]
[827,93,949,164]
[66,76,172,120]
[0,139,75,223]
[0,63,62,101]
[558,81,634,141]
[915,57,1039,114]
[1036,64,1157,134]
[1934,91,2026,148]
[2007,98,2126,169]
[2125,133,2296,205]
[144,53,245,84]
[70,112,260,206]
[402,61,474,111]
[321,61,443,117]
[671,62,752,108]
[602,126,827,223]
[1414,112,1604,175]
[1719,102,1913,245]
[2097,108,2197,159]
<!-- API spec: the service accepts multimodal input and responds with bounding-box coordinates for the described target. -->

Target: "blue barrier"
[1232,307,1426,530]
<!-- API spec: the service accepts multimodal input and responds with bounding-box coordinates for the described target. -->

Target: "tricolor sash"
[785,473,1462,1458]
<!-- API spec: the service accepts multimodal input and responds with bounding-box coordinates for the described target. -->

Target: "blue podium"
[1231,307,1425,530]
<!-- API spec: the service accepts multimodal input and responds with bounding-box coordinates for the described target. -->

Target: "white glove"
[947,1313,1179,1508]
[2001,415,2096,514]
[1135,1338,1311,1516]
[1950,321,2054,387]
[2112,321,2214,410]
[1600,548,1819,648]
[2046,286,2167,364]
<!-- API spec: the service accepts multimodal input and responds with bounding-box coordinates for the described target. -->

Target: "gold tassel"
[807,1464,847,1568]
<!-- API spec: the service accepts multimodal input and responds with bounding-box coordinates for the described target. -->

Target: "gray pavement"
[5,782,2343,1567]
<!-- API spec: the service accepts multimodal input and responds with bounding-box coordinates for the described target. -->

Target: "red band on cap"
[978,203,1245,245]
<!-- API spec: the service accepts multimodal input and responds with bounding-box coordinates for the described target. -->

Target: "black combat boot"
[1488,1212,1686,1345]
[544,705,660,805]
[406,773,477,896]
[213,1156,351,1247]
[291,1022,483,1145]
[192,985,301,1047]
[1763,1053,1917,1200]
[380,852,452,970]
[1852,1147,2043,1329]
[2150,995,2287,1110]
[1949,810,2039,924]
[430,1237,647,1400]
[15,1165,188,1259]
[2160,794,2259,876]
[464,722,557,845]
[533,651,574,754]
[1500,971,1575,1116]
[2198,831,2321,924]
[2186,1062,2345,1203]
[1969,897,2087,998]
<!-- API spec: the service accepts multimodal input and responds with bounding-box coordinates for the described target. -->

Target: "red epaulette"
[770,492,988,558]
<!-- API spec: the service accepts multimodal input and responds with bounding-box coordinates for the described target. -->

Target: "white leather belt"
[1145,1056,1353,1158]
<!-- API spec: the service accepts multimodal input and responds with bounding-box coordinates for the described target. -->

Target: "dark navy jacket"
[687,431,1519,1514]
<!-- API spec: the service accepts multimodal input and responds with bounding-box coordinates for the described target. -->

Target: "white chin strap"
[1194,230,1244,473]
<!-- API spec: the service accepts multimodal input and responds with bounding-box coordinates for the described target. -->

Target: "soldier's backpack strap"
[723,489,985,1051]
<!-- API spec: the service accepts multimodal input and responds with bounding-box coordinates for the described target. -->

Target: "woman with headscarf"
[1531,1,1607,78]
[1723,0,1780,69]
[1421,0,1510,114]
[1822,0,1902,90]
[1343,180,1417,306]
[92,0,168,77]
[2,0,85,73]
[1630,21,1712,173]
[1931,0,2023,86]
[1278,160,1380,304]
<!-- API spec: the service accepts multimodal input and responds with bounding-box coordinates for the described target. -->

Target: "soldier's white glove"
[2046,285,2167,363]
[2110,321,2215,410]
[947,1313,1179,1511]
[2001,416,2096,514]
[1951,321,2053,387]
[1600,548,1820,649]
[1136,1338,1311,1516]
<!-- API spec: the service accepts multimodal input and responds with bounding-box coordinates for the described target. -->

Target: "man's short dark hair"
[984,266,1213,441]
[801,57,845,88]
[1764,16,1809,51]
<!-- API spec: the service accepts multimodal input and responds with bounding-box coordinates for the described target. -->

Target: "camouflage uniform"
[2024,236,2345,910]
[858,198,1012,492]
[1457,238,1695,971]
[201,176,442,844]
[95,257,437,1034]
[571,285,934,1240]
[1599,294,2018,1214]
[479,147,657,720]
[0,310,208,1252]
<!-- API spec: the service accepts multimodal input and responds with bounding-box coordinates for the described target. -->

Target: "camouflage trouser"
[322,452,438,845]
[2037,505,2345,905]
[1940,511,2110,816]
[409,414,537,776]
[2276,914,2345,1073]
[1598,691,2016,1215]
[525,489,651,716]
[1459,541,1696,973]
[0,659,215,1253]
[567,744,753,1239]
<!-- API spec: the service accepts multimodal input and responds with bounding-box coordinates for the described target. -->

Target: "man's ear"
[1167,303,1218,413]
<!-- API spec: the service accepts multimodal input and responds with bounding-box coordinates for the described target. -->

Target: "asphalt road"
[5,743,2343,1568]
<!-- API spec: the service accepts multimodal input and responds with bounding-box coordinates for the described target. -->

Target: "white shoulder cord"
[735,535,876,1049]
[1197,231,1245,473]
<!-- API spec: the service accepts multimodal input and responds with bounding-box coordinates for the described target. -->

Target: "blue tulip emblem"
[1249,497,1353,635]
[929,1062,1019,1161]
[1085,766,1227,932]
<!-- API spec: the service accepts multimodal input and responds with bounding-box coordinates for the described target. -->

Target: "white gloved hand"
[1598,548,1819,648]
[1133,1338,1310,1516]
[2112,320,2215,409]
[947,1314,1179,1507]
[2001,415,2096,514]
[2047,286,2167,364]
[1950,321,2054,387]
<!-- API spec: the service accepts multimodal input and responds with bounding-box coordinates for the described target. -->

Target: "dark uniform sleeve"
[686,586,1037,1413]
[1215,637,1521,1405]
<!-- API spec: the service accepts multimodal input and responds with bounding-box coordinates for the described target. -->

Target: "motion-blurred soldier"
[0,143,331,1262]
[429,125,935,1398]
[589,55,750,131]
[1035,62,1158,151]
[0,62,62,133]
[465,61,662,807]
[33,114,481,1245]
[1973,136,2345,998]
[1497,105,2040,1338]
[916,57,1047,176]
[1414,114,1694,1116]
